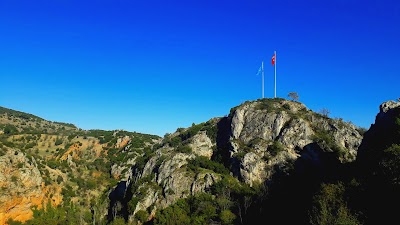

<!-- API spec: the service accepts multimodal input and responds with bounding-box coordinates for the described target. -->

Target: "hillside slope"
[0,106,161,224]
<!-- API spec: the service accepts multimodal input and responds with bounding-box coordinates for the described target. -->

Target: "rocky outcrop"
[0,148,59,224]
[228,99,363,186]
[357,100,400,167]
[189,131,214,159]
[116,136,131,149]
[111,160,134,181]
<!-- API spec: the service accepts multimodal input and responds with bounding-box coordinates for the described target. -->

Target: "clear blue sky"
[1,0,399,136]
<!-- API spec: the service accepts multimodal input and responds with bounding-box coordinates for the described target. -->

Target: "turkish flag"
[271,53,276,66]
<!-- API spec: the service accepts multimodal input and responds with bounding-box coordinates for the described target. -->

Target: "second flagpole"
[262,61,264,98]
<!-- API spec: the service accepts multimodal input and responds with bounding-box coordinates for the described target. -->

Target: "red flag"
[271,53,276,66]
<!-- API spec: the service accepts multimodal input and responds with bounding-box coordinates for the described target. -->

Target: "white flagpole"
[262,60,264,98]
[274,50,276,98]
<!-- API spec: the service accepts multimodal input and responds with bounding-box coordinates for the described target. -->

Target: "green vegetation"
[309,182,360,225]
[187,156,230,174]
[312,130,346,158]
[54,138,63,146]
[0,106,162,225]
[154,176,255,225]
[2,124,18,135]
[255,97,286,111]
[164,121,218,147]
[176,145,192,154]
[0,106,43,121]
[7,201,94,225]
[379,144,400,186]
[268,141,285,157]
[52,121,77,128]
[135,210,149,223]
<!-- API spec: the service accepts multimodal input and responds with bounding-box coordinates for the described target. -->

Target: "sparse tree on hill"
[288,92,299,101]
[320,108,330,117]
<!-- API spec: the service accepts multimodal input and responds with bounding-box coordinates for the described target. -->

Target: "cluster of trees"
[152,176,257,225]
[164,121,218,148]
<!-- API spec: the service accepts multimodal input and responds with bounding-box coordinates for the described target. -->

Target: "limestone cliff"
[228,98,362,186]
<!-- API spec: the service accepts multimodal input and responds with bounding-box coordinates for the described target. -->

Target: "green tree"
[379,144,400,186]
[135,210,149,223]
[109,217,126,225]
[54,138,63,146]
[219,209,236,225]
[176,145,192,154]
[56,175,63,184]
[3,125,17,135]
[268,141,285,157]
[309,182,360,225]
[154,203,191,225]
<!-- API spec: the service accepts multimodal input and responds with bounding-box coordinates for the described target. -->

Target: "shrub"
[379,144,400,186]
[135,210,149,223]
[11,175,18,183]
[3,125,18,135]
[54,138,63,146]
[57,175,63,184]
[312,130,345,158]
[268,141,285,157]
[220,209,236,225]
[176,145,192,154]
[168,136,182,147]
[188,156,229,174]
[109,217,126,225]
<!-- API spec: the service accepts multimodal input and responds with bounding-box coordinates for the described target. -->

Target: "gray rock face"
[240,152,268,186]
[132,185,160,215]
[111,157,136,182]
[191,172,220,194]
[156,153,194,184]
[278,117,314,150]
[0,149,43,193]
[379,100,400,113]
[228,99,363,186]
[231,102,291,142]
[189,131,214,159]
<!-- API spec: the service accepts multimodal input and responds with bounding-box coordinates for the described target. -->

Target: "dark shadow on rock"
[242,142,348,225]
[108,181,129,222]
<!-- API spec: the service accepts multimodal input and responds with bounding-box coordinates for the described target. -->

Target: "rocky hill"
[105,98,364,224]
[1,98,399,225]
[0,107,161,224]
